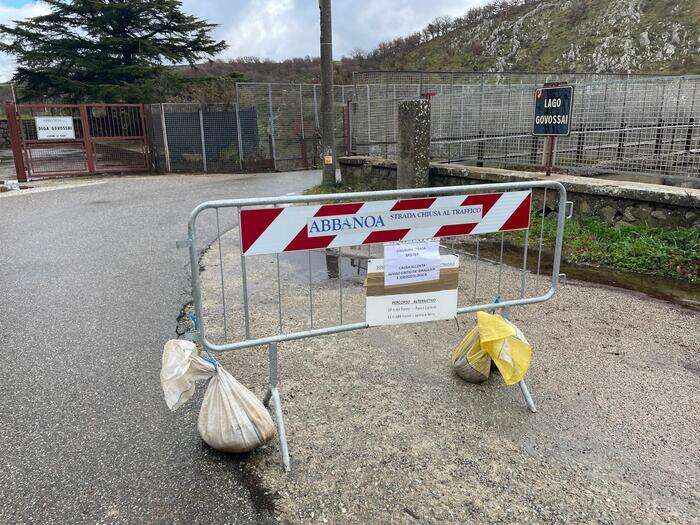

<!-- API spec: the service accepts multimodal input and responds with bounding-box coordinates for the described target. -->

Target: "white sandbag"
[161,339,275,453]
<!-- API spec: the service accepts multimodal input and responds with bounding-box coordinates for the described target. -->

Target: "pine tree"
[0,0,227,102]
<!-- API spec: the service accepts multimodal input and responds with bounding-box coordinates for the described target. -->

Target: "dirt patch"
[197,230,699,523]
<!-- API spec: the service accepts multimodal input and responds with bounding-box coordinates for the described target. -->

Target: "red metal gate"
[5,102,150,181]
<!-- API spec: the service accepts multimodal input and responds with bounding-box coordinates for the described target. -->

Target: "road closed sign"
[239,191,532,256]
[35,116,75,140]
[532,86,573,136]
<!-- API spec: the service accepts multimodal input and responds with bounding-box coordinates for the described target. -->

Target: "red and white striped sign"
[240,191,531,256]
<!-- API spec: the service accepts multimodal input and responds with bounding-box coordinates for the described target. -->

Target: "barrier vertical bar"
[199,106,207,173]
[237,206,251,339]
[215,209,227,339]
[160,103,171,172]
[276,252,283,333]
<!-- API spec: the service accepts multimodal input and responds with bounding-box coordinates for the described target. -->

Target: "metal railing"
[179,180,571,469]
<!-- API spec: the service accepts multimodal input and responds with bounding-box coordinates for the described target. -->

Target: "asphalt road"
[0,171,320,523]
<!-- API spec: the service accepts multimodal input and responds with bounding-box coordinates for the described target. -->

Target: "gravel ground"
[197,229,699,524]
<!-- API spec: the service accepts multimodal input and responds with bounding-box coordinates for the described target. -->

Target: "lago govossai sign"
[532,86,574,136]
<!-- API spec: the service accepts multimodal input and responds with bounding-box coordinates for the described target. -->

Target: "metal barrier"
[179,181,571,469]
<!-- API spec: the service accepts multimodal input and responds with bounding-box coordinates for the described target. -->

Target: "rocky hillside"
[355,0,699,75]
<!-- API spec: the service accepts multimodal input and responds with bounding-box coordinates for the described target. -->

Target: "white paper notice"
[365,255,459,326]
[384,239,440,287]
[35,116,75,140]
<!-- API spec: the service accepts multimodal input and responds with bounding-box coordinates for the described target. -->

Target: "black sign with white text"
[532,86,574,136]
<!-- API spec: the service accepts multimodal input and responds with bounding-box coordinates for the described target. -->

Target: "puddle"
[278,248,370,285]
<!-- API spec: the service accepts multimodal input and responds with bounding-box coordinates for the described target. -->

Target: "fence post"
[477,73,485,165]
[198,105,207,172]
[366,84,371,149]
[79,104,96,174]
[235,102,244,171]
[160,103,171,172]
[313,84,320,130]
[397,99,430,189]
[343,102,350,155]
[268,84,277,170]
[299,84,307,168]
[5,101,27,182]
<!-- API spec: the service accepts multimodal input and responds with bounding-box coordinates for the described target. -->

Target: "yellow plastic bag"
[451,311,532,385]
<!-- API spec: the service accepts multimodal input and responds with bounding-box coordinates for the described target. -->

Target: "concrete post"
[397,99,430,189]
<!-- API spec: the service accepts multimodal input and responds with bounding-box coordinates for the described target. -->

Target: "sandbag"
[450,325,491,383]
[451,311,532,385]
[161,339,275,453]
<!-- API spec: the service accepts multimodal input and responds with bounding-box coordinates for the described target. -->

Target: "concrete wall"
[338,156,700,228]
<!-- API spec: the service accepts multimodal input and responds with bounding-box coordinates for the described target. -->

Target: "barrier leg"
[501,305,537,414]
[518,380,537,413]
[266,343,290,471]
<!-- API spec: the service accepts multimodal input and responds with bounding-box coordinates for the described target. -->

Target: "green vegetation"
[527,214,699,283]
[304,183,359,196]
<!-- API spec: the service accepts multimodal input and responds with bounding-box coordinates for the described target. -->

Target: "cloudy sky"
[0,0,490,82]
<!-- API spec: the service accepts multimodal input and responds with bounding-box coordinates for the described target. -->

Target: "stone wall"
[338,156,700,228]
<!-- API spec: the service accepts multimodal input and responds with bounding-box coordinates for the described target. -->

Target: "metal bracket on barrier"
[559,273,567,286]
[175,239,192,249]
[565,201,574,219]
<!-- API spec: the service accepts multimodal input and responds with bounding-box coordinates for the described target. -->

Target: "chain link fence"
[351,71,700,182]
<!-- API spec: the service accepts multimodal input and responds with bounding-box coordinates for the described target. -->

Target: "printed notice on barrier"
[384,239,440,286]
[365,255,459,326]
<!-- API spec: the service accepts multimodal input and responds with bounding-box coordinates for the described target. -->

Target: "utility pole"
[319,0,336,186]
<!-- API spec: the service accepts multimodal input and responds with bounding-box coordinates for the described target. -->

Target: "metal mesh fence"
[351,71,700,182]
[148,84,354,174]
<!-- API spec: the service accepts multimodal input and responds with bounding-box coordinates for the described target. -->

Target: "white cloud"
[0,0,490,82]
[0,1,51,81]
[190,0,488,61]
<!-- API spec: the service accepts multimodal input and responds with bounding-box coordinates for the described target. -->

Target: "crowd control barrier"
[178,181,572,469]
